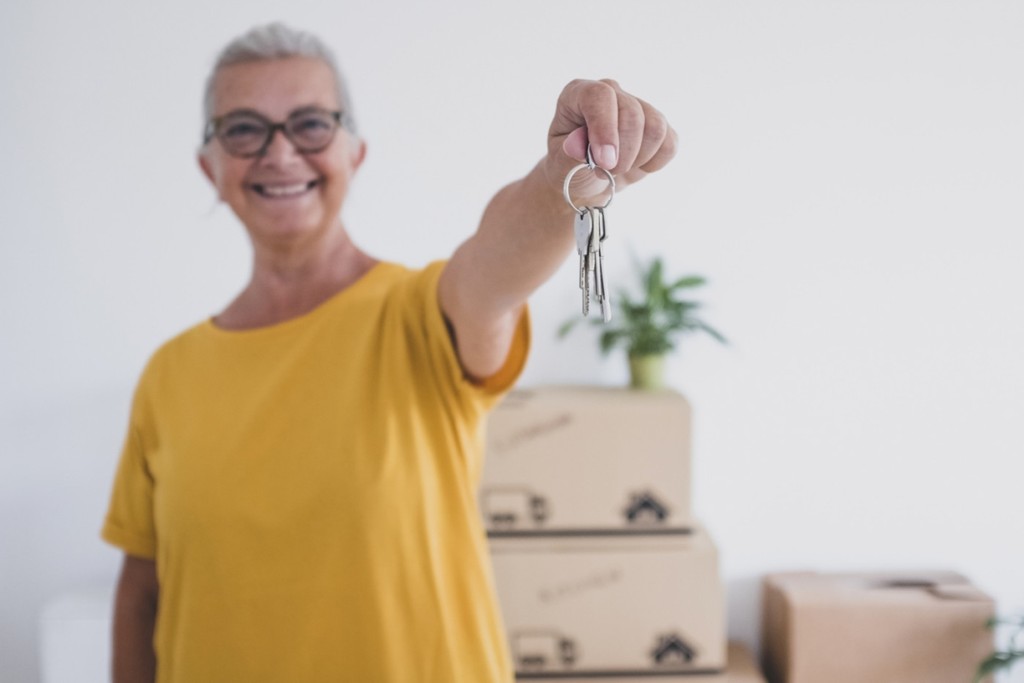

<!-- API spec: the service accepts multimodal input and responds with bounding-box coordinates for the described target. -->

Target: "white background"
[2,1,1023,681]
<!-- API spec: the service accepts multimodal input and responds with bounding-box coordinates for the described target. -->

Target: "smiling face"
[199,57,365,247]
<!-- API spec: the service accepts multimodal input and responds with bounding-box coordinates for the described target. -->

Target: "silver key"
[574,210,592,291]
[589,207,612,322]
[584,215,599,318]
[587,207,602,300]
[573,210,593,315]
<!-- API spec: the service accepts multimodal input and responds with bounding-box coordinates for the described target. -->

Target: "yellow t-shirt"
[101,260,530,683]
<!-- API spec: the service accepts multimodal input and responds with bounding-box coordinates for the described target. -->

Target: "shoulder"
[373,259,446,288]
[383,259,448,297]
[356,260,450,316]
[133,317,217,388]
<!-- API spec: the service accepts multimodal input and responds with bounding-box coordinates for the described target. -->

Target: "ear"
[350,139,368,172]
[197,151,217,187]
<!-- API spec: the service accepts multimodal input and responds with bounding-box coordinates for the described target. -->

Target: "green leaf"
[557,318,580,339]
[976,651,1024,681]
[697,321,728,345]
[670,275,706,290]
[645,258,665,302]
[599,329,628,355]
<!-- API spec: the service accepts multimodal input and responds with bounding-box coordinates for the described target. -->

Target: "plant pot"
[628,353,667,390]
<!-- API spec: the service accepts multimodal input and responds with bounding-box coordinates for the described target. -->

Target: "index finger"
[556,80,620,169]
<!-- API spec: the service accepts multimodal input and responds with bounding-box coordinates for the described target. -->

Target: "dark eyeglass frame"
[203,107,347,158]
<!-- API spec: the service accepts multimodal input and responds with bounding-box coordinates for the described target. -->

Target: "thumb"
[561,127,589,162]
[561,126,618,169]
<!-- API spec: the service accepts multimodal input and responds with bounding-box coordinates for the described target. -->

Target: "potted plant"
[558,255,726,390]
[976,615,1024,682]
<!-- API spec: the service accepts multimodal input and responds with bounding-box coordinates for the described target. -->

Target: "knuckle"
[561,79,590,102]
[619,102,646,135]
[661,127,680,157]
[645,113,669,143]
[582,80,617,106]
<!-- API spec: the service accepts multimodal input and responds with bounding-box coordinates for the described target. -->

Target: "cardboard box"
[490,525,725,677]
[762,571,995,683]
[482,387,693,537]
[512,641,765,682]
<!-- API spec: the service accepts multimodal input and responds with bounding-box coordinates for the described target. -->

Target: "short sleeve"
[400,260,531,413]
[101,383,157,559]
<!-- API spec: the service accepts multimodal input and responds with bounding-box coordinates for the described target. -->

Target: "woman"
[102,22,676,683]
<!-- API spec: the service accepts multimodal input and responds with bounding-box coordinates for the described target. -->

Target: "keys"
[563,144,616,323]
[572,206,612,322]
[574,210,593,315]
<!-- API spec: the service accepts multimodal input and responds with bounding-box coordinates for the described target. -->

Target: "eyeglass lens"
[216,109,339,156]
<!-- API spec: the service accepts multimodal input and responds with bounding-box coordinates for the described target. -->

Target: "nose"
[259,125,302,163]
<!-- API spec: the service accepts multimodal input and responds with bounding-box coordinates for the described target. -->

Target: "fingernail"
[597,144,617,168]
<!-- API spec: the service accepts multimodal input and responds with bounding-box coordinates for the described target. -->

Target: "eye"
[221,119,267,138]
[216,112,268,139]
[292,115,331,133]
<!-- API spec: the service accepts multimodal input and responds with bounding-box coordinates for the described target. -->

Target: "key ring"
[562,144,616,214]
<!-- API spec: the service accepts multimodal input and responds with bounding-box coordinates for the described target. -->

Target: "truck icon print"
[512,630,578,671]
[482,487,549,529]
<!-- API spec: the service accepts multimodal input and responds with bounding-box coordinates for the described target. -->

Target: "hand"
[546,79,678,204]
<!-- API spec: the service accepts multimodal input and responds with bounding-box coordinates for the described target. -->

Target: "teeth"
[258,181,314,197]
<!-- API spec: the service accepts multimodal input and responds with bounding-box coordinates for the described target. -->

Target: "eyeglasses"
[203,107,347,158]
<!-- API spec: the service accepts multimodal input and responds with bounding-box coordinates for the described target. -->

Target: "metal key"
[584,211,599,317]
[573,210,593,314]
[586,206,601,305]
[587,207,612,322]
[563,143,616,322]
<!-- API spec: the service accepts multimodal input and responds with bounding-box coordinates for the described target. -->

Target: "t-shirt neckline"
[201,261,393,339]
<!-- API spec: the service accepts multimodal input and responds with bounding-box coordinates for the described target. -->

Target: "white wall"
[3,1,1023,681]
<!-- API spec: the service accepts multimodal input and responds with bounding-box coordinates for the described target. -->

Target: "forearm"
[447,158,580,319]
[112,583,157,682]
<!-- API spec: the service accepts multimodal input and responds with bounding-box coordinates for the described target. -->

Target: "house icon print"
[650,632,697,666]
[624,491,670,525]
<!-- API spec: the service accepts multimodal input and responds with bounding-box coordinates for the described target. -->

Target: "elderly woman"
[102,22,676,683]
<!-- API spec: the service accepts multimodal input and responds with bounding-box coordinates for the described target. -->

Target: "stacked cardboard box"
[761,571,995,683]
[483,386,753,680]
[513,642,767,683]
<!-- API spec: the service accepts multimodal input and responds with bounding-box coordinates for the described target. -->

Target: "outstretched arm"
[439,78,678,382]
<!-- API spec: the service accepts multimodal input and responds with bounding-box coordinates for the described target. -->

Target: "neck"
[249,220,358,292]
[216,220,378,329]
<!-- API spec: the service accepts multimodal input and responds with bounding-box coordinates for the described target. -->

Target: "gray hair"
[201,22,358,138]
